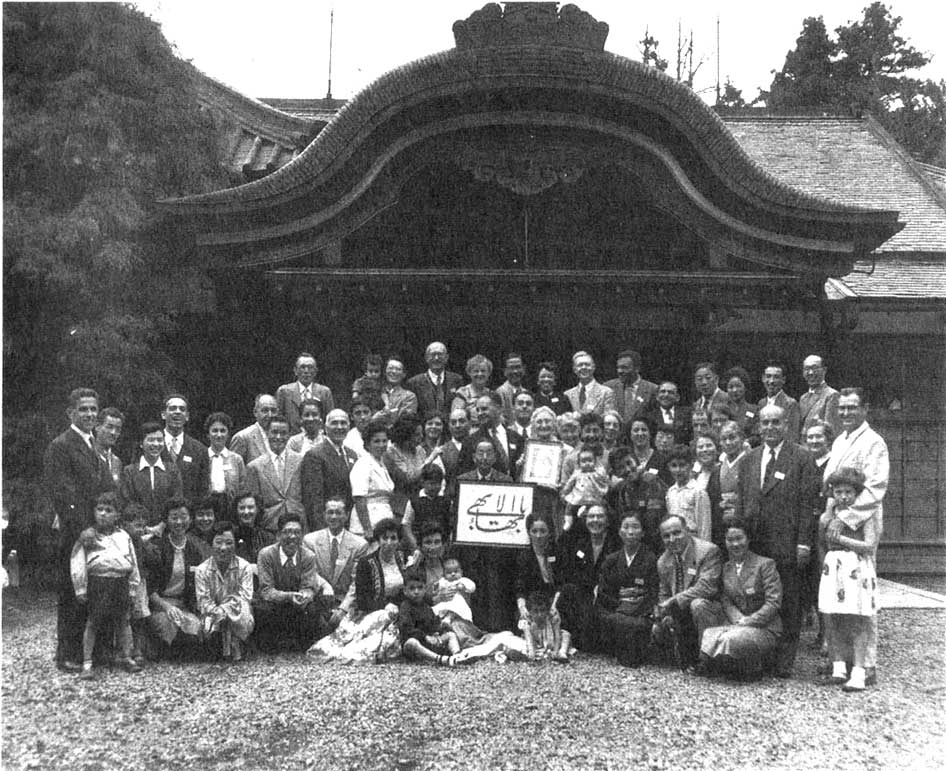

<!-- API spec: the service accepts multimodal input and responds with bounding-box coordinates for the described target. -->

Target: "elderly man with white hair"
[405,341,464,419]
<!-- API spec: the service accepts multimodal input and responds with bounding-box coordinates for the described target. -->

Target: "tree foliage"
[764,2,944,164]
[3,3,229,484]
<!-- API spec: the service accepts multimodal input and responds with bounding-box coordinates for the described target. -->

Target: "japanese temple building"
[160,2,946,572]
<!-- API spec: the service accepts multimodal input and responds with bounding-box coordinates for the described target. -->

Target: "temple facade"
[163,3,945,572]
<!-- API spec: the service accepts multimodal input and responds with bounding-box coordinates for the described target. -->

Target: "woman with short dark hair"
[595,512,659,667]
[696,519,783,679]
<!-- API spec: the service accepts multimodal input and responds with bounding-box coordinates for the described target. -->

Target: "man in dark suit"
[161,394,209,505]
[276,352,335,434]
[640,381,691,445]
[302,496,368,628]
[441,407,471,501]
[692,362,728,415]
[457,393,523,477]
[456,440,515,631]
[405,341,463,420]
[758,363,801,440]
[300,409,358,531]
[43,388,115,670]
[604,349,658,425]
[94,406,125,487]
[736,404,820,677]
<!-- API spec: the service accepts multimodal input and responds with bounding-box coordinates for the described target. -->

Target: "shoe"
[57,660,82,673]
[78,666,96,681]
[120,657,142,673]
[817,674,846,686]
[842,679,866,692]
[866,668,878,686]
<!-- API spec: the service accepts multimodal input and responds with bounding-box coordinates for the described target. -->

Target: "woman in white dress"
[349,420,395,539]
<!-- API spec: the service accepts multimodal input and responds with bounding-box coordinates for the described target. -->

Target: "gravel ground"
[2,587,944,771]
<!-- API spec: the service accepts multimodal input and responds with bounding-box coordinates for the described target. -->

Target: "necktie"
[168,437,179,462]
[763,447,777,486]
[579,385,587,409]
[674,554,685,593]
[664,407,673,423]
[302,385,311,400]
[275,454,285,484]
[491,429,507,467]
[330,537,339,569]
[148,464,156,492]
[337,446,349,470]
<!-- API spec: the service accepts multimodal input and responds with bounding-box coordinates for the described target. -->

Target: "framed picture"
[520,441,564,487]
[454,481,533,548]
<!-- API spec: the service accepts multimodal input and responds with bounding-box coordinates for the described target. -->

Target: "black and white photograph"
[2,1,945,768]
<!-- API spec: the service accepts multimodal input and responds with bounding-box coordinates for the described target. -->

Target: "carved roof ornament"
[453,2,608,50]
[459,141,586,195]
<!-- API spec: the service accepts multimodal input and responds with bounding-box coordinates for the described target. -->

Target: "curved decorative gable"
[161,2,901,277]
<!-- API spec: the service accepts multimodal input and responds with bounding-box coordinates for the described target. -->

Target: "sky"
[135,0,946,104]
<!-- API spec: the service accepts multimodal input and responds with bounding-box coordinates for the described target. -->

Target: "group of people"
[43,343,889,691]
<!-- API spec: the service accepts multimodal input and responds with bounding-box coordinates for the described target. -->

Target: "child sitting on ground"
[70,492,142,680]
[664,444,711,542]
[560,445,609,532]
[431,554,476,622]
[818,466,879,693]
[399,567,462,666]
[518,590,570,662]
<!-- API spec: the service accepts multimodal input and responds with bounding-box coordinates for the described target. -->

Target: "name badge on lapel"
[746,587,756,595]
[687,568,696,576]
[774,471,785,481]
[634,578,645,585]
[183,455,193,463]
[575,550,585,560]
[547,556,556,564]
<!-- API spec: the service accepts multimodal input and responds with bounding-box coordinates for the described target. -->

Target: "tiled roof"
[192,70,322,178]
[826,258,946,300]
[723,116,946,300]
[724,116,946,254]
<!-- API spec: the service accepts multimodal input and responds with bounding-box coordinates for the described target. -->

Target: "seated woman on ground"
[308,517,405,663]
[147,499,206,656]
[594,512,659,667]
[515,513,576,662]
[194,521,254,662]
[696,518,782,680]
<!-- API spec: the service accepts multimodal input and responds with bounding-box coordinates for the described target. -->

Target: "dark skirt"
[87,575,130,625]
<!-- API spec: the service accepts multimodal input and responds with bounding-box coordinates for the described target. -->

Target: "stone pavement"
[878,578,946,609]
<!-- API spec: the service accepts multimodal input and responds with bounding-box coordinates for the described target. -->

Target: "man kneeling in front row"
[651,514,721,671]
[254,512,334,652]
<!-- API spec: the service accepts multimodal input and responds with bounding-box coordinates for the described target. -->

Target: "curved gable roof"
[161,3,901,274]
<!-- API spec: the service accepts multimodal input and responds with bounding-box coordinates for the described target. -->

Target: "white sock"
[847,666,866,687]
[832,661,847,678]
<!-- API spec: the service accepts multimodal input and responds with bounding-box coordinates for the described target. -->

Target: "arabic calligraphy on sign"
[455,481,533,548]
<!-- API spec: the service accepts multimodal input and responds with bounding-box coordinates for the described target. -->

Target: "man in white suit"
[820,387,889,686]
[230,394,278,465]
[565,350,615,416]
[302,497,368,628]
[246,415,305,534]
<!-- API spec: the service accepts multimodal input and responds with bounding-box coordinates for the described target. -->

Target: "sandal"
[437,655,456,667]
